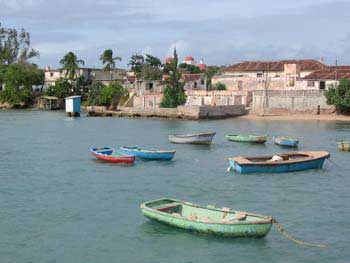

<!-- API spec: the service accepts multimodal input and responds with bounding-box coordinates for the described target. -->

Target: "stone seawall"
[84,105,247,120]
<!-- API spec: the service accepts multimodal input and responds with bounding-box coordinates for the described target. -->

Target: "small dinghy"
[169,132,216,145]
[274,136,299,147]
[225,134,267,144]
[338,141,350,152]
[90,147,135,163]
[228,151,330,174]
[140,198,273,238]
[119,146,176,160]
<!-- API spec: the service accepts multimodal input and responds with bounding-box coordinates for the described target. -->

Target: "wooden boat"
[228,151,330,174]
[274,136,299,147]
[119,146,176,160]
[90,147,135,163]
[225,134,267,144]
[338,141,350,152]
[169,132,216,145]
[140,198,272,238]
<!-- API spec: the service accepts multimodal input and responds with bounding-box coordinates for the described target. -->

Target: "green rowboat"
[140,198,273,238]
[225,134,267,144]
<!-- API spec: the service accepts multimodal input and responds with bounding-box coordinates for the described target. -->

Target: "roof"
[38,96,58,100]
[184,56,194,61]
[182,73,203,82]
[224,60,326,73]
[93,71,124,81]
[198,63,207,71]
[65,95,81,99]
[165,57,173,63]
[302,66,350,80]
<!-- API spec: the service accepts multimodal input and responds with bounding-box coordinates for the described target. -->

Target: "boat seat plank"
[156,202,181,211]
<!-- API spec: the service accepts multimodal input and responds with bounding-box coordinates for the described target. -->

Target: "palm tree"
[60,52,85,80]
[100,49,122,80]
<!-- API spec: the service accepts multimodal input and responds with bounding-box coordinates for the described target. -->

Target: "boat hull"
[119,147,175,160]
[140,199,272,238]
[90,147,135,163]
[169,132,216,145]
[225,135,267,144]
[274,137,299,147]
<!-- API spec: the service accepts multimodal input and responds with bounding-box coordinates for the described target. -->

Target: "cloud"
[1,0,350,67]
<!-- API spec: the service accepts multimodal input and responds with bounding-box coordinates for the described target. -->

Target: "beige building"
[212,59,326,91]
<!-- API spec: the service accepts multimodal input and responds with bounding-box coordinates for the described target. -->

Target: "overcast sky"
[1,0,350,68]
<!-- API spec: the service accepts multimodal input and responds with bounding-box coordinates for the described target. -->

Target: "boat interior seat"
[156,203,181,212]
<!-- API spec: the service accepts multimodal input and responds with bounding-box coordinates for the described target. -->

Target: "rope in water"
[272,218,327,249]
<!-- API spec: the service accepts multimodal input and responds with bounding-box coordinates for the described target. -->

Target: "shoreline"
[238,114,350,122]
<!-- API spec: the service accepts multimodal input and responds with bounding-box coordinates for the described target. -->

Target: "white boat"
[169,132,216,145]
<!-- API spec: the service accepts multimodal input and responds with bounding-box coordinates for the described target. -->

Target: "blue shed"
[65,95,81,117]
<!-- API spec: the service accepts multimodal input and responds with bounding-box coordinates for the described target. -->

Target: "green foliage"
[0,63,43,106]
[178,63,201,74]
[212,82,226,90]
[325,77,350,113]
[141,64,162,80]
[0,22,39,65]
[59,51,84,80]
[205,66,221,90]
[98,82,128,109]
[145,54,162,68]
[100,49,121,71]
[87,81,105,105]
[44,78,72,99]
[128,54,144,77]
[160,49,186,108]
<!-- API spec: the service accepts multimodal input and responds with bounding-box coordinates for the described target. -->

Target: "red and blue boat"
[90,147,135,163]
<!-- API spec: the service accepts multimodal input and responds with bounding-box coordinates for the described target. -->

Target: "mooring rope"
[272,218,327,248]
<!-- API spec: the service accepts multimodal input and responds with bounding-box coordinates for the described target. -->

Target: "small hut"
[65,95,81,117]
[37,96,59,110]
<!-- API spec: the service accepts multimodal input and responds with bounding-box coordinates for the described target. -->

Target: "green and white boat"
[140,198,273,238]
[225,134,267,144]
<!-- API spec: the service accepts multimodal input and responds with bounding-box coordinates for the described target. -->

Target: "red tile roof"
[302,66,350,80]
[224,60,326,72]
[182,73,202,82]
[184,56,194,61]
[198,63,207,71]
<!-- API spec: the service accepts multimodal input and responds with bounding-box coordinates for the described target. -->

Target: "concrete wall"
[251,90,335,114]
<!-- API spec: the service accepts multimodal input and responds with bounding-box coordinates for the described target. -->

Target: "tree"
[100,49,122,81]
[0,23,39,65]
[178,63,201,74]
[44,78,72,99]
[141,64,162,80]
[99,81,128,109]
[128,54,144,78]
[0,63,43,106]
[87,81,105,105]
[160,48,186,108]
[145,54,162,68]
[213,82,226,90]
[205,66,221,90]
[325,77,350,113]
[59,51,84,80]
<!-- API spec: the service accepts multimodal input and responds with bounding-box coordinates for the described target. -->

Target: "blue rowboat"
[119,146,176,160]
[228,151,330,174]
[274,136,299,147]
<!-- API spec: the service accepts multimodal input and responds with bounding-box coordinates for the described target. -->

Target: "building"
[212,59,326,91]
[182,74,206,90]
[297,66,350,90]
[91,70,126,86]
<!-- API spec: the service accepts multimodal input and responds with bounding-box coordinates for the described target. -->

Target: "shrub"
[325,77,350,113]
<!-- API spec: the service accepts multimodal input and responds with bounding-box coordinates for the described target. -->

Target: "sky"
[1,0,350,69]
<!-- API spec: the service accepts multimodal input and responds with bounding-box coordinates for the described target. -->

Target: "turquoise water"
[1,110,349,263]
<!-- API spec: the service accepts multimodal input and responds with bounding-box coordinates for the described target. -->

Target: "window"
[257,72,263,78]
[319,81,326,90]
[238,80,243,90]
[307,81,315,87]
[200,78,205,85]
[50,72,54,77]
[145,83,153,90]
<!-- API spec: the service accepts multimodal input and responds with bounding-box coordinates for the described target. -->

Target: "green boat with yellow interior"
[225,134,267,144]
[140,198,273,238]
